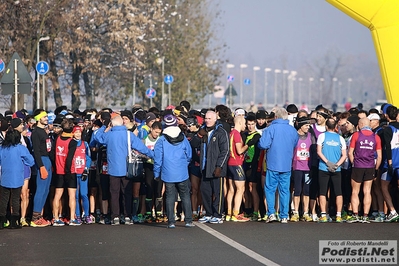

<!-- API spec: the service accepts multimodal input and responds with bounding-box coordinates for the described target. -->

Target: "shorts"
[381,168,399,182]
[293,170,310,196]
[227,165,246,181]
[54,174,77,189]
[189,165,201,178]
[24,165,31,180]
[318,170,342,197]
[351,167,375,183]
[244,162,260,183]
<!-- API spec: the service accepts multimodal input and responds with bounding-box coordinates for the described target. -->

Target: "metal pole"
[14,59,18,112]
[36,42,40,110]
[161,57,165,109]
[168,83,171,106]
[253,69,256,104]
[132,66,136,106]
[42,75,45,110]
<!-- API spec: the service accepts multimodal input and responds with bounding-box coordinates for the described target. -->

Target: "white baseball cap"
[367,113,380,120]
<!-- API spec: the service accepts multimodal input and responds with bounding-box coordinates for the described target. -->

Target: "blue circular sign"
[227,75,234,82]
[146,88,156,98]
[164,74,174,85]
[36,61,49,75]
[244,79,251,85]
[0,59,5,73]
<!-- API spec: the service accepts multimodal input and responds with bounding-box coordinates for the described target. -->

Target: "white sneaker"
[209,217,223,224]
[281,218,288,224]
[198,216,211,223]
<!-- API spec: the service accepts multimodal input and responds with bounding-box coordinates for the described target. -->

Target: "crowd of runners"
[0,99,398,229]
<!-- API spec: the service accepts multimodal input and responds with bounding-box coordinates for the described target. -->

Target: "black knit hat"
[347,115,359,127]
[11,118,22,129]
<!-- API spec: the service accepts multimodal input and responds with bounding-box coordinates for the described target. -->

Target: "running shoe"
[346,215,360,223]
[111,217,120,226]
[303,213,313,222]
[132,215,140,224]
[318,216,328,223]
[262,214,268,221]
[76,216,82,225]
[85,216,93,224]
[60,217,70,225]
[231,214,250,222]
[250,213,260,222]
[69,219,81,226]
[335,216,343,223]
[30,217,50,227]
[384,212,399,223]
[155,215,164,223]
[281,218,288,224]
[209,217,223,224]
[275,213,281,222]
[192,213,199,221]
[370,214,385,223]
[137,214,145,223]
[198,216,212,223]
[167,223,176,229]
[124,217,132,225]
[53,219,65,226]
[265,214,276,223]
[341,211,349,221]
[145,215,155,223]
[290,214,299,222]
[185,222,195,228]
[225,215,231,222]
[312,214,319,222]
[362,216,370,224]
[20,218,29,227]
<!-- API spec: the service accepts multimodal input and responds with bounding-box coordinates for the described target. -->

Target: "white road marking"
[195,222,281,266]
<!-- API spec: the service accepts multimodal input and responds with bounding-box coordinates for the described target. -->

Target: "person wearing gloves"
[70,126,92,224]
[0,129,35,229]
[316,118,347,223]
[153,114,193,228]
[93,112,154,225]
[30,109,53,227]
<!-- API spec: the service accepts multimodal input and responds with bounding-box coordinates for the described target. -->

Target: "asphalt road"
[1,220,398,266]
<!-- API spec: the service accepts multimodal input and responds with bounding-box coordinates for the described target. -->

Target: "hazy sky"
[218,0,377,69]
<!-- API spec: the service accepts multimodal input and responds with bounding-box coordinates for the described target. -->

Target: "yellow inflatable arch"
[326,0,399,106]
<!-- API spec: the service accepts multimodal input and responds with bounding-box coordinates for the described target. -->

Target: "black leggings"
[0,186,22,216]
[144,163,163,199]
[318,170,342,197]
[100,174,110,201]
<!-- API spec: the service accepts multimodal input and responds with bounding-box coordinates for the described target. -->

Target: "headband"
[34,111,48,121]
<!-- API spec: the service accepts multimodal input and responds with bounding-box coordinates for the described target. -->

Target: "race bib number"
[46,139,52,152]
[296,149,310,161]
[75,156,85,169]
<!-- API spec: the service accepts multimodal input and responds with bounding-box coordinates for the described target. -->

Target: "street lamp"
[239,64,248,107]
[36,36,50,110]
[252,66,260,104]
[264,68,272,109]
[282,70,289,103]
[347,78,352,102]
[309,77,314,107]
[274,69,281,105]
[226,63,235,107]
[298,77,303,105]
[156,57,165,109]
[332,77,338,103]
[319,78,324,105]
[288,71,297,103]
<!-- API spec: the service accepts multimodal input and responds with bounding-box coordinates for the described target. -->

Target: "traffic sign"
[36,61,49,75]
[227,75,234,82]
[164,74,174,85]
[0,52,33,95]
[244,79,251,85]
[146,88,156,98]
[0,59,4,73]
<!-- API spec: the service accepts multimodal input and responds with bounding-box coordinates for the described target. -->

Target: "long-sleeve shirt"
[31,127,52,167]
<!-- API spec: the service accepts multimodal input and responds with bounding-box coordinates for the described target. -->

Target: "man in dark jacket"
[199,111,229,224]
